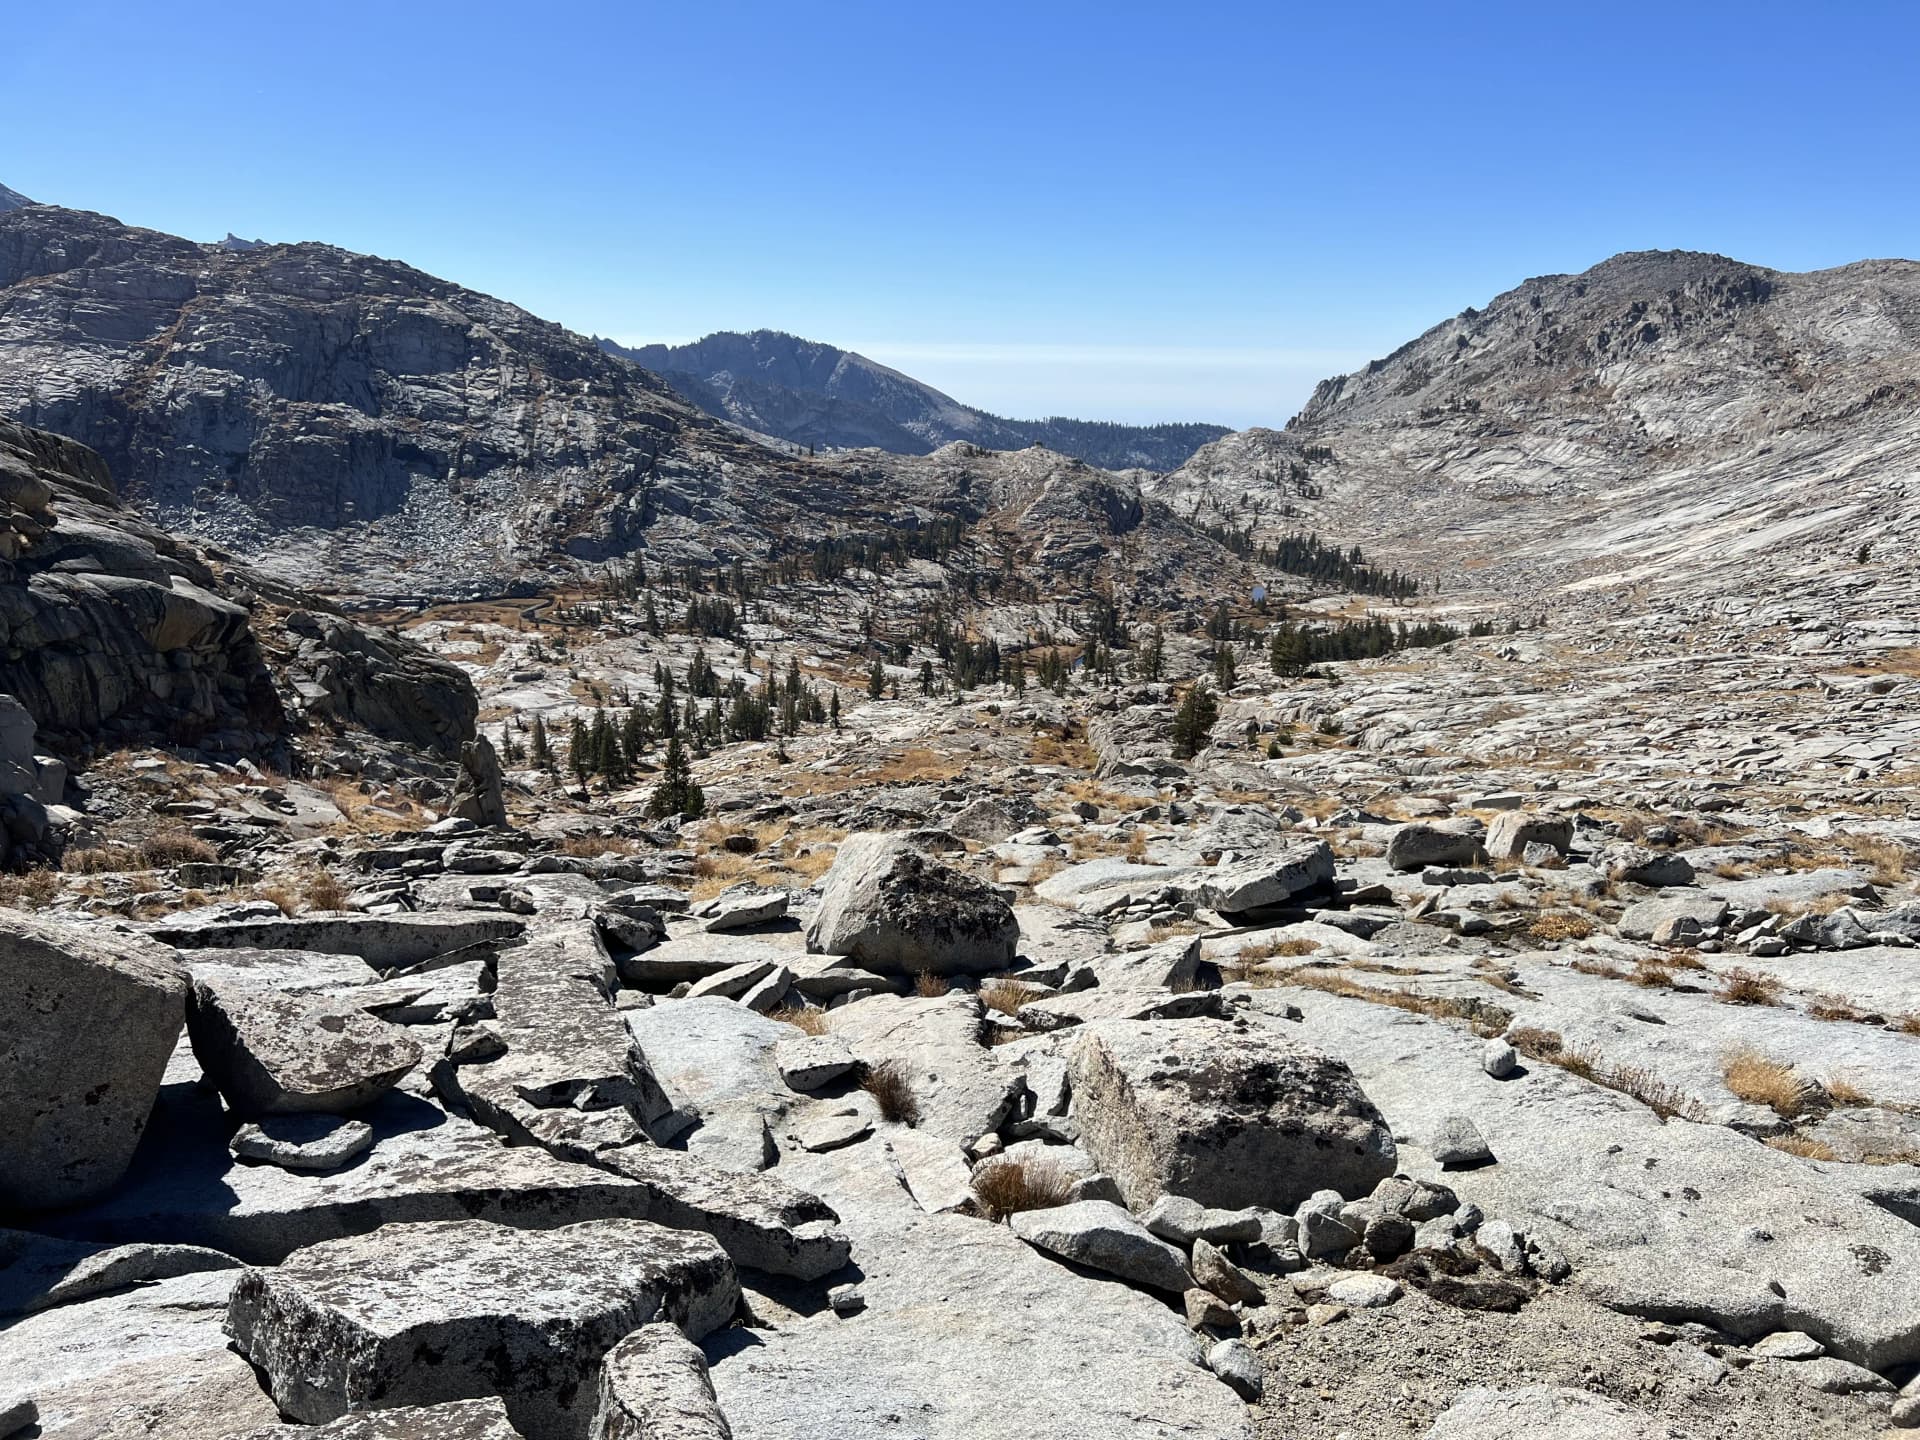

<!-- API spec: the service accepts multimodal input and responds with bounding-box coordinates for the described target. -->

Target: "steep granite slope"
[1149,250,1920,608]
[607,330,1230,471]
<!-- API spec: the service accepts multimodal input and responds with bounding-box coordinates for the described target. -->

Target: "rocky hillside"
[0,184,31,213]
[0,205,1245,606]
[606,330,1231,471]
[0,418,493,866]
[1149,250,1920,614]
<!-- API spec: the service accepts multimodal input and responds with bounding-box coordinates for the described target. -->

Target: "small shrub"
[971,1153,1075,1221]
[66,845,139,875]
[1720,969,1782,1006]
[1630,961,1676,989]
[861,1059,920,1126]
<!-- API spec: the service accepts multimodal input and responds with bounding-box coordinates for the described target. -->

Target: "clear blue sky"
[7,1,1917,428]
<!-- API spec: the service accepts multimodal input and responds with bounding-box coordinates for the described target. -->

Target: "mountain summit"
[0,182,34,212]
[602,329,1230,471]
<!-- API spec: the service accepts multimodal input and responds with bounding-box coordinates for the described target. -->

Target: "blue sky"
[6,1,1918,428]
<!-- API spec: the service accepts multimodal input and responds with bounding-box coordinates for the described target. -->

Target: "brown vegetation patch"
[970,1153,1076,1221]
[860,1059,921,1126]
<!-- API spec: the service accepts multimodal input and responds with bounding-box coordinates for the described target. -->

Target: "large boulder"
[0,914,186,1208]
[447,735,508,828]
[226,1218,738,1440]
[1484,810,1573,863]
[1069,1017,1396,1213]
[223,1398,526,1440]
[805,833,1018,975]
[187,976,421,1116]
[1385,823,1481,873]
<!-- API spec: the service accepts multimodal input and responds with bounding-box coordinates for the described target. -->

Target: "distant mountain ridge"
[0,183,34,213]
[600,329,1231,472]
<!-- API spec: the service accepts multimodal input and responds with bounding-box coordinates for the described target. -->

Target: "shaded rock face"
[1070,1017,1397,1214]
[225,1218,739,1440]
[0,419,284,754]
[0,913,186,1209]
[805,832,1019,975]
[0,418,478,763]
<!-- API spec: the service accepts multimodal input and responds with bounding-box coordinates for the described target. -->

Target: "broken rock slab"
[591,1323,731,1440]
[229,1114,375,1171]
[227,1219,739,1440]
[1010,1199,1194,1294]
[150,911,524,969]
[1070,1016,1397,1213]
[440,919,673,1146]
[223,1398,526,1440]
[0,1269,282,1440]
[1198,838,1336,915]
[0,913,186,1209]
[707,1130,1251,1440]
[0,1227,240,1317]
[694,885,789,933]
[188,976,421,1116]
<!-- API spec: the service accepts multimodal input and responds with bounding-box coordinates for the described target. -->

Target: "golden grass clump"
[971,1153,1076,1221]
[65,845,139,875]
[771,1004,830,1036]
[913,972,952,999]
[1767,1135,1838,1161]
[979,977,1043,1017]
[860,1059,921,1126]
[1826,1075,1872,1108]
[1528,912,1595,942]
[1722,1048,1807,1118]
[1287,968,1513,1035]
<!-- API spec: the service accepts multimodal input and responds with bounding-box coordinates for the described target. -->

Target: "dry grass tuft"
[970,1153,1075,1221]
[1806,991,1866,1023]
[255,883,298,917]
[141,830,217,867]
[558,834,643,858]
[771,1004,830,1036]
[0,867,61,910]
[1630,961,1676,989]
[1826,1075,1872,1108]
[1897,1013,1920,1036]
[913,972,952,999]
[979,977,1043,1016]
[1288,968,1513,1035]
[1723,1048,1807,1117]
[863,747,966,785]
[304,868,350,912]
[1719,969,1782,1007]
[860,1059,921,1126]
[65,845,140,875]
[1529,912,1595,942]
[1767,1135,1838,1161]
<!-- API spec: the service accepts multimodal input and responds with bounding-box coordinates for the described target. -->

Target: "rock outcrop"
[806,833,1019,975]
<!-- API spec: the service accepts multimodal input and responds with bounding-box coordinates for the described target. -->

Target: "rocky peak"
[0,182,32,213]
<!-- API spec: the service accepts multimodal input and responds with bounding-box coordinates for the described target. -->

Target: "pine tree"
[829,690,841,729]
[1213,644,1238,690]
[568,715,591,787]
[647,735,705,820]
[867,660,886,700]
[1170,682,1219,760]
[529,714,553,772]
